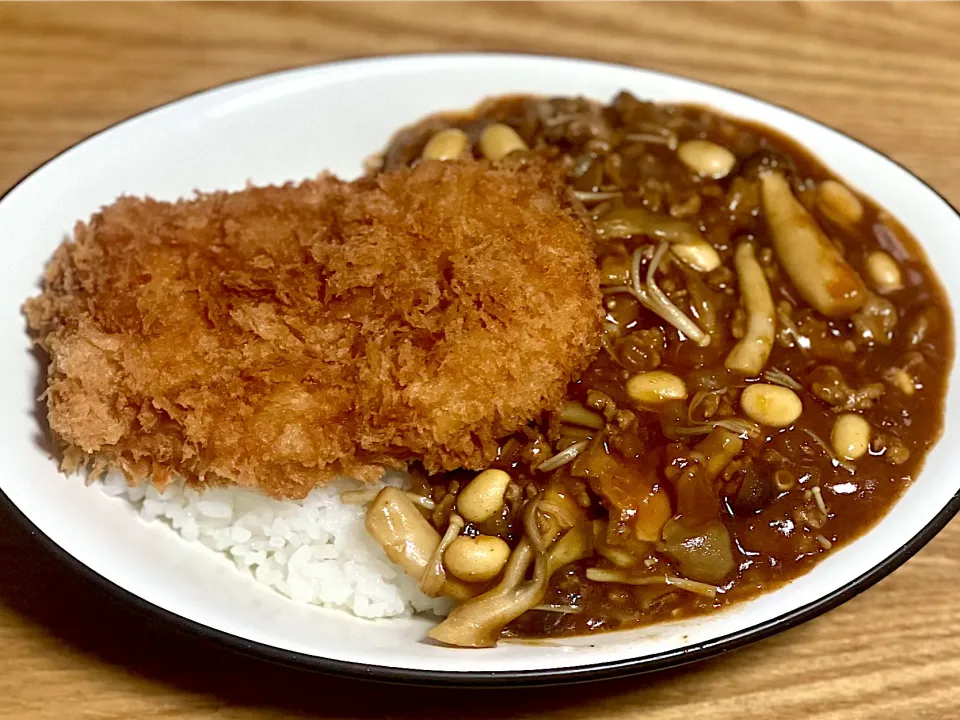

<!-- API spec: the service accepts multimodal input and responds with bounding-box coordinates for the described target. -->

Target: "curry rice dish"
[25,91,952,648]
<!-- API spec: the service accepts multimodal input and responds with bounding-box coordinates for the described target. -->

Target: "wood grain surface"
[2,2,960,718]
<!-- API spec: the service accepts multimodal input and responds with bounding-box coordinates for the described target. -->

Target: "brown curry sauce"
[380,93,952,640]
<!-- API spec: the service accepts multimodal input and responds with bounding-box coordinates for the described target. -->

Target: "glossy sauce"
[382,93,953,639]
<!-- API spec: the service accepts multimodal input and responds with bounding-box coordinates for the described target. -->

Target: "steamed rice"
[100,473,450,619]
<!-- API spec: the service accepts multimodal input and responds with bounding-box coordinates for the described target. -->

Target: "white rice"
[99,472,451,619]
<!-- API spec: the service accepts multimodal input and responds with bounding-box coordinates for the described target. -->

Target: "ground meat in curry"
[363,92,952,647]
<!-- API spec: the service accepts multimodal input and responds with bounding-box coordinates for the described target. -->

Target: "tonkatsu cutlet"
[24,160,602,498]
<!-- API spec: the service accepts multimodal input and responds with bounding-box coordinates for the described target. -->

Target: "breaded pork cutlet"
[25,160,602,498]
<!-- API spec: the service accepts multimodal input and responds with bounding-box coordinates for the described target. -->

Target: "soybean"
[740,383,802,428]
[818,180,864,225]
[671,240,722,273]
[421,128,469,161]
[444,535,511,582]
[626,371,688,405]
[677,140,737,180]
[831,413,871,460]
[456,469,511,524]
[479,123,528,161]
[866,251,904,294]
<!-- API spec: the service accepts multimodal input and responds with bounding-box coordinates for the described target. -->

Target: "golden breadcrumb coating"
[24,160,602,498]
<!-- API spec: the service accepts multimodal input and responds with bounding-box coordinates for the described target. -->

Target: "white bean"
[479,123,528,161]
[421,128,469,161]
[818,180,864,225]
[626,371,688,405]
[866,251,904,294]
[677,140,736,179]
[456,469,511,524]
[671,240,722,272]
[444,535,511,582]
[740,383,802,427]
[831,413,871,460]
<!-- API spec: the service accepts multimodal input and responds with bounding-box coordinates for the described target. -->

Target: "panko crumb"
[24,160,602,498]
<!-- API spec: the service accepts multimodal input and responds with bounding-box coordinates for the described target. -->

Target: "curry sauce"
[375,92,952,643]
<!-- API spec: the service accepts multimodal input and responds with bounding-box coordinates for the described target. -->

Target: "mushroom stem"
[427,539,545,648]
[696,427,744,481]
[584,568,719,599]
[633,244,711,347]
[725,242,775,375]
[597,205,720,272]
[546,522,593,575]
[427,523,594,648]
[602,278,709,346]
[364,488,476,601]
[420,513,465,597]
[760,172,866,317]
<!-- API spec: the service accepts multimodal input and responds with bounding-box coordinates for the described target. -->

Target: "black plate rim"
[4,51,959,688]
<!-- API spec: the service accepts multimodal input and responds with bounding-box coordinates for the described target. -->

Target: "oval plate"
[1,53,959,687]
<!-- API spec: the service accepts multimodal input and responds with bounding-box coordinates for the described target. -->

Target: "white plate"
[1,53,958,686]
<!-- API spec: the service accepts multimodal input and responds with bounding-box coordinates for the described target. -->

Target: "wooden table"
[2,2,959,717]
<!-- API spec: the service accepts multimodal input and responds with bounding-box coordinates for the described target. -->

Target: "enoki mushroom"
[602,244,711,347]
